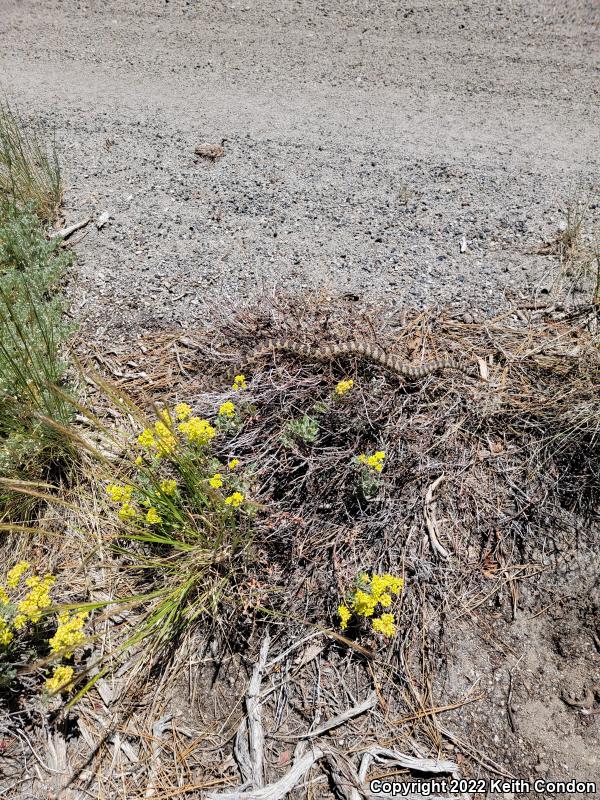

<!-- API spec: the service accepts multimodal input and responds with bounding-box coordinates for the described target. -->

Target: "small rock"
[96,211,111,229]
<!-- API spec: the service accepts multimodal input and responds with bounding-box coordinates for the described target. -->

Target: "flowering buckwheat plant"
[105,400,250,530]
[338,572,404,639]
[355,450,386,497]
[334,378,354,398]
[97,396,255,662]
[0,561,89,695]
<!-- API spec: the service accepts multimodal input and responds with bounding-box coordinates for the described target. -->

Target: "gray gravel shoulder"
[1,0,599,340]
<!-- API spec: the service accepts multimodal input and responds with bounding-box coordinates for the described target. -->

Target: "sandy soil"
[1,0,599,340]
[1,1,599,796]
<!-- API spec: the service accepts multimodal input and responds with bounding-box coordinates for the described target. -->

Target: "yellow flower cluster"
[145,507,162,525]
[357,451,386,473]
[135,398,230,463]
[154,421,177,456]
[228,458,240,470]
[160,479,177,496]
[105,485,138,521]
[178,417,216,446]
[105,484,133,503]
[0,618,13,646]
[138,428,156,449]
[218,401,236,418]
[7,560,30,589]
[137,418,177,457]
[338,605,351,630]
[372,613,396,637]
[118,501,136,521]
[175,403,192,421]
[225,491,244,508]
[209,473,223,489]
[232,374,247,391]
[49,611,88,657]
[0,562,90,695]
[45,664,74,694]
[16,574,55,625]
[335,379,354,397]
[338,572,403,637]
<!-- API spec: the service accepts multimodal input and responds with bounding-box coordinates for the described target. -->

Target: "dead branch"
[423,475,450,559]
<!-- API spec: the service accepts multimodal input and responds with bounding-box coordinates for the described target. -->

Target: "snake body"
[245,338,472,379]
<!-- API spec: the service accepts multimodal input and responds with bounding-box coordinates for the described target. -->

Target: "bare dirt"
[1,1,599,797]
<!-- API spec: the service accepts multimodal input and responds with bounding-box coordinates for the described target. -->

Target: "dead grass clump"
[539,190,600,306]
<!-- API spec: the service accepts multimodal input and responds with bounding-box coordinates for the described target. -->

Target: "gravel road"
[1,1,600,787]
[1,0,599,339]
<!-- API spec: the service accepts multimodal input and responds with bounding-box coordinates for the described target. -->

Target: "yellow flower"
[338,604,352,631]
[45,665,74,694]
[370,574,387,601]
[357,451,386,473]
[154,421,177,456]
[382,573,404,595]
[105,484,133,503]
[372,613,396,637]
[138,428,156,450]
[17,574,55,623]
[49,611,87,657]
[352,589,377,618]
[0,586,9,605]
[160,479,177,496]
[0,618,13,647]
[209,473,223,489]
[118,502,136,521]
[157,408,172,425]
[145,507,162,525]
[135,455,144,466]
[228,459,240,470]
[369,451,386,472]
[13,614,27,630]
[7,560,30,589]
[335,379,354,397]
[218,401,236,418]
[178,417,216,446]
[175,403,193,421]
[232,374,247,391]
[224,491,244,508]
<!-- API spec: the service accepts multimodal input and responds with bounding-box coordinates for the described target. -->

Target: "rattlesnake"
[245,338,475,379]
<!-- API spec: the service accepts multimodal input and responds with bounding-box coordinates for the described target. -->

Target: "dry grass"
[539,189,600,306]
[0,102,62,222]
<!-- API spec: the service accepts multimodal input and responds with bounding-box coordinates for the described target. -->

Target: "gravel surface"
[1,0,599,340]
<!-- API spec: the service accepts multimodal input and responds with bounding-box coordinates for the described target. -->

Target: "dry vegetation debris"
[25,291,593,797]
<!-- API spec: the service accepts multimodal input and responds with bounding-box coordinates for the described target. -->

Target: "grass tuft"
[0,111,72,520]
[0,102,62,223]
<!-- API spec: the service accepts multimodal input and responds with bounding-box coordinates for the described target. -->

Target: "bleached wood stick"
[50,218,90,239]
[207,745,325,800]
[424,474,450,559]
[295,691,378,740]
